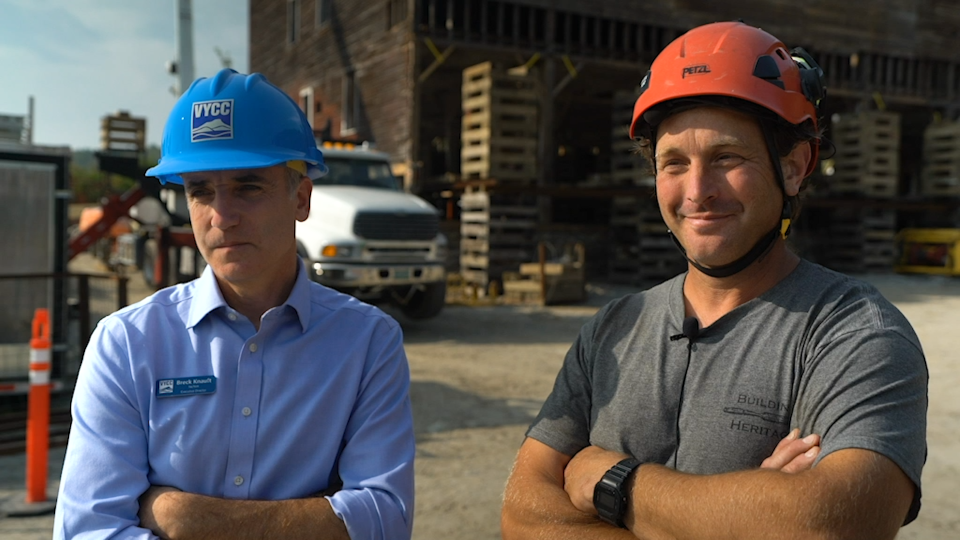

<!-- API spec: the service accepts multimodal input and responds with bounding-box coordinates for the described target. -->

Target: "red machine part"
[68,187,146,260]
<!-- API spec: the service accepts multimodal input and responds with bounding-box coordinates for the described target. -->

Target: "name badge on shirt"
[156,376,217,398]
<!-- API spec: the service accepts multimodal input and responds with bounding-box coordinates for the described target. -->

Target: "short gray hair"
[285,167,307,196]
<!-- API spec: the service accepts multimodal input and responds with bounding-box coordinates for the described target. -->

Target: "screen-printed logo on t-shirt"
[723,393,790,439]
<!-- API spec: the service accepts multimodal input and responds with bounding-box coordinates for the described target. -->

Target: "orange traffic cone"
[7,308,57,516]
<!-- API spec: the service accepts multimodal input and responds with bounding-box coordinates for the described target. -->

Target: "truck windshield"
[313,157,401,191]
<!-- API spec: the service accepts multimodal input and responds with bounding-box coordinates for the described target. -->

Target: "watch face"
[596,488,618,510]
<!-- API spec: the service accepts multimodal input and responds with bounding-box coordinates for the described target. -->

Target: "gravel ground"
[1,256,957,539]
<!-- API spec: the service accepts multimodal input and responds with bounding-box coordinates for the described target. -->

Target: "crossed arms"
[137,486,349,540]
[501,435,914,540]
[54,316,414,540]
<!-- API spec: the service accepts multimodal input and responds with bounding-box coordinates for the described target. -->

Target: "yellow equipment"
[895,228,960,276]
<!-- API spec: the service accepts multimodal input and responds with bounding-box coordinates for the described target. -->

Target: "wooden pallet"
[502,244,587,305]
[440,220,461,273]
[826,111,901,197]
[609,91,654,186]
[461,62,539,183]
[459,187,538,286]
[921,121,960,196]
[607,196,685,284]
[826,173,899,197]
[821,209,897,273]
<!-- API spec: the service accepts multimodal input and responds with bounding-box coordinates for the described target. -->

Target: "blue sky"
[0,0,249,150]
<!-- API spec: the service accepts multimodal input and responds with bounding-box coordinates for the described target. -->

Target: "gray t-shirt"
[528,259,927,521]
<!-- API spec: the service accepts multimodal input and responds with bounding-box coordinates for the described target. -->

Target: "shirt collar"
[285,259,313,333]
[186,259,313,332]
[186,265,228,328]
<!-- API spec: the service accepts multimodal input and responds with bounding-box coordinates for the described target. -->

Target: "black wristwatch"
[594,457,642,528]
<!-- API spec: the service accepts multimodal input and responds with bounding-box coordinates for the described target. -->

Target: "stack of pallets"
[827,111,900,197]
[810,111,901,273]
[460,62,539,183]
[822,207,898,274]
[100,111,147,152]
[607,196,686,285]
[459,186,538,288]
[609,91,653,187]
[920,121,960,196]
[458,62,540,288]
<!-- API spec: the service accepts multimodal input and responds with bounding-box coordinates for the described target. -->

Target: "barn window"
[386,0,408,29]
[342,71,357,134]
[299,87,315,129]
[287,0,300,44]
[316,0,330,27]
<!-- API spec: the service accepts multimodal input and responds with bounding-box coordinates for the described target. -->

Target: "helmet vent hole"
[753,56,785,89]
[775,48,787,60]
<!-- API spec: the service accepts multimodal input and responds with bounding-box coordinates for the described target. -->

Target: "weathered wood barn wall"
[251,0,960,279]
[251,0,960,186]
[250,0,415,177]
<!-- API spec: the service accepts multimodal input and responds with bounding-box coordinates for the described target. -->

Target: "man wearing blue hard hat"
[54,69,415,539]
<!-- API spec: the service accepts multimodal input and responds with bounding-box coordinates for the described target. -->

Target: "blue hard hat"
[146,69,328,184]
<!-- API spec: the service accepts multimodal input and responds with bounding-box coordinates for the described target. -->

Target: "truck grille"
[353,212,439,241]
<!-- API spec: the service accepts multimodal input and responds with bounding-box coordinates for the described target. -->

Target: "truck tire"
[398,281,446,320]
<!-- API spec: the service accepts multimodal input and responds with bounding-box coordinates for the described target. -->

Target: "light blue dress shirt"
[53,261,415,539]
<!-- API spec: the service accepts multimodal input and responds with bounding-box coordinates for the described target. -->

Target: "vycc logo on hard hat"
[191,99,234,142]
[682,64,711,78]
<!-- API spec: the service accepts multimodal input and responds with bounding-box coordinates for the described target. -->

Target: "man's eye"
[660,160,683,170]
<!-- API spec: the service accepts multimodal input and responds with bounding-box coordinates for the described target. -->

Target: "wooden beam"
[418,38,455,83]
[552,56,583,98]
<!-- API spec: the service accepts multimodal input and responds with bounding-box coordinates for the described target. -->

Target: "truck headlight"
[321,244,354,257]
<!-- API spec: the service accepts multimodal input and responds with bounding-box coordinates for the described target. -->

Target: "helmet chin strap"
[668,221,781,278]
[669,120,793,279]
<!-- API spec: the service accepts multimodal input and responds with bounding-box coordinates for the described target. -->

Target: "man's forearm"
[141,488,350,540]
[502,470,635,539]
[501,440,634,540]
[624,450,913,540]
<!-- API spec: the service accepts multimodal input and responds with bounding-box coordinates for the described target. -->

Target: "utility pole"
[172,0,195,96]
[26,95,34,144]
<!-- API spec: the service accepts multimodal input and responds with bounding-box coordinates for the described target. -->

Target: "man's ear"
[781,142,813,197]
[295,176,311,222]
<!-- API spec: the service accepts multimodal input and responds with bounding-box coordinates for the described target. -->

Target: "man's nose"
[684,161,719,205]
[210,191,240,229]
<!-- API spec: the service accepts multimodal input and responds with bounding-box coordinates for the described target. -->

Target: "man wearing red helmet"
[502,22,926,539]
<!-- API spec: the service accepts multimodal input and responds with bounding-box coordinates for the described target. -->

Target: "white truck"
[296,145,447,319]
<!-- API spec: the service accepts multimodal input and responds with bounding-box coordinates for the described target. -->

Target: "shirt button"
[249,343,258,353]
[242,407,252,417]
[234,475,244,486]
[227,313,237,321]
